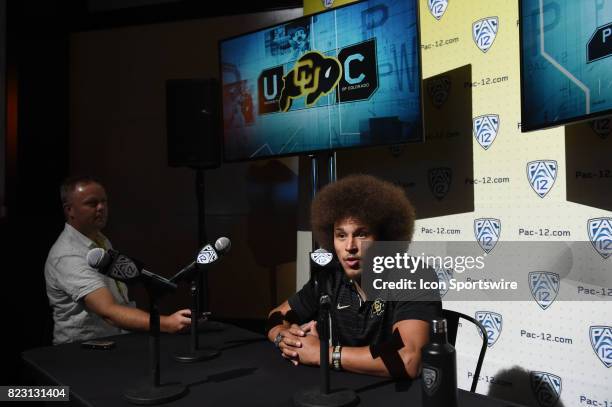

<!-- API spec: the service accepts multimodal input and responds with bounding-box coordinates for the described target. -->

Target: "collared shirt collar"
[63,223,102,250]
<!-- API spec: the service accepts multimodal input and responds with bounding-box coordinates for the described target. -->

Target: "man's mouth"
[345,258,360,268]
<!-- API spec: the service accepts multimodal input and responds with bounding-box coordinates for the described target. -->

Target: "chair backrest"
[441,309,488,393]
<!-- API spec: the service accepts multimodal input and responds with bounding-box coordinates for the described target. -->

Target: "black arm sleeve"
[392,300,442,325]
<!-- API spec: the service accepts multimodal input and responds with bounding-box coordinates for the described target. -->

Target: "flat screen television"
[219,0,422,162]
[520,0,612,132]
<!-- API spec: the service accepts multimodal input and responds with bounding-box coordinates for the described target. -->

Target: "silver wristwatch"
[332,345,342,371]
[274,333,283,348]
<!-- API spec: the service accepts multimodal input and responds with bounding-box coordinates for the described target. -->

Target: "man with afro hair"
[267,174,441,378]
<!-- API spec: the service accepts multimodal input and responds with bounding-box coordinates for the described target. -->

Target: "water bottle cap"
[431,319,447,334]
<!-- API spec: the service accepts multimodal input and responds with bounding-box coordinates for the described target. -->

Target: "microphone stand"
[173,275,220,362]
[293,251,358,407]
[124,272,187,405]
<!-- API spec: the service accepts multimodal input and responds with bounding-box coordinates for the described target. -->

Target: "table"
[22,324,523,407]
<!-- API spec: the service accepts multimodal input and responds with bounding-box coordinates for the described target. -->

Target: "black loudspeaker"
[166,79,221,169]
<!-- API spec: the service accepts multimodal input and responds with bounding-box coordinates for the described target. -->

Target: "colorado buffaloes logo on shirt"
[474,218,501,254]
[473,114,499,150]
[472,17,498,53]
[529,272,560,310]
[590,325,612,368]
[427,0,448,21]
[371,298,385,318]
[530,371,562,407]
[527,160,558,198]
[475,311,502,347]
[588,218,612,259]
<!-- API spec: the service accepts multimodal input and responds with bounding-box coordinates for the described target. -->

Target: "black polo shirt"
[288,266,441,347]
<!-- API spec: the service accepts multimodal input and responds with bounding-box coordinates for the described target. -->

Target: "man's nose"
[345,236,357,252]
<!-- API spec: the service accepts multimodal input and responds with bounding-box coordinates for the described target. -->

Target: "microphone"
[170,237,231,283]
[87,248,177,290]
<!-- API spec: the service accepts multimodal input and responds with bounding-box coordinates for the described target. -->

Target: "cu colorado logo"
[530,371,562,407]
[475,311,502,347]
[279,51,342,111]
[427,76,451,108]
[197,244,218,265]
[427,0,448,20]
[527,160,558,198]
[587,218,612,259]
[422,367,440,395]
[473,114,499,150]
[528,272,560,310]
[428,167,452,200]
[473,17,498,53]
[113,255,139,279]
[590,118,611,139]
[433,267,453,297]
[311,248,333,266]
[589,326,612,368]
[474,218,501,254]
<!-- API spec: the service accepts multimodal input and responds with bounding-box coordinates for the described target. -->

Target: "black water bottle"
[421,319,458,407]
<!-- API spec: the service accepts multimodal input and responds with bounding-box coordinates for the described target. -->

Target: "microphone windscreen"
[215,237,231,254]
[87,248,110,269]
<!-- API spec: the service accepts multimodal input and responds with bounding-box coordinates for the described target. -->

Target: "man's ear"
[63,203,72,220]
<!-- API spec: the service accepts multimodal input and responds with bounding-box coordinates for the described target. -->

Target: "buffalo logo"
[371,298,385,318]
[474,218,501,254]
[428,167,452,200]
[590,117,611,139]
[527,160,558,198]
[322,0,335,8]
[279,51,341,111]
[473,17,498,53]
[422,367,441,395]
[475,311,502,347]
[114,255,139,279]
[434,267,453,297]
[588,218,612,259]
[590,326,612,368]
[529,272,560,310]
[197,244,218,265]
[427,76,451,108]
[311,248,333,266]
[473,114,499,150]
[530,371,562,407]
[428,0,448,20]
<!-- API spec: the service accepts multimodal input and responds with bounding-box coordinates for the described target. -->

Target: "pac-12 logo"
[588,217,612,259]
[197,244,218,265]
[473,114,499,150]
[428,0,448,20]
[475,311,502,347]
[527,160,558,198]
[589,325,612,368]
[422,367,441,395]
[433,267,453,297]
[428,167,452,200]
[529,272,560,310]
[321,0,335,8]
[530,371,562,407]
[311,248,333,266]
[473,17,498,53]
[113,254,139,279]
[427,76,451,108]
[474,218,501,253]
[590,117,611,139]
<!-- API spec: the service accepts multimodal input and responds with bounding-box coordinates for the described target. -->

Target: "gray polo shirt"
[45,223,129,345]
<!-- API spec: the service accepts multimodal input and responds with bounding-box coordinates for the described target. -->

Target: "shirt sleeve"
[54,253,108,302]
[287,276,319,324]
[392,300,442,325]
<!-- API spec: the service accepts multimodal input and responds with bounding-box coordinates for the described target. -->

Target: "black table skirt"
[22,324,522,407]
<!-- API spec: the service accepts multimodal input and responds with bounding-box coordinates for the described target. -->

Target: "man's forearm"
[103,303,151,331]
[339,346,420,378]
